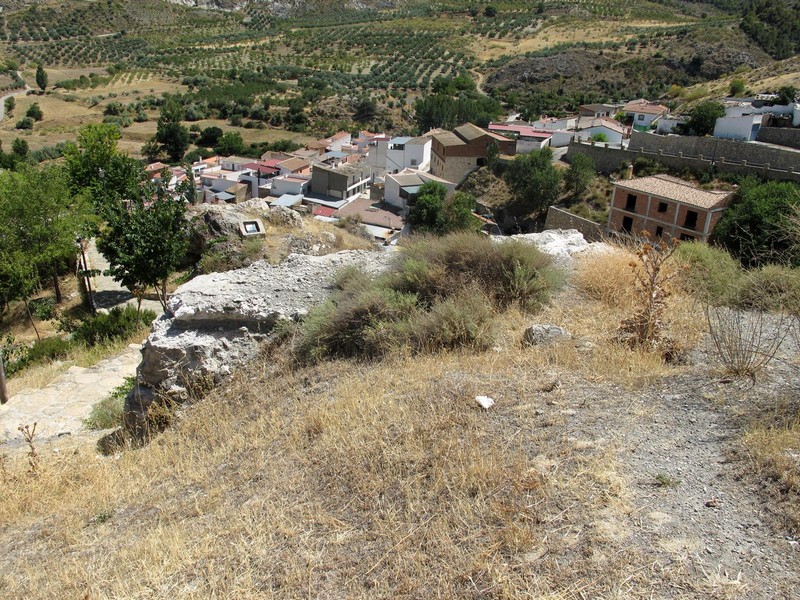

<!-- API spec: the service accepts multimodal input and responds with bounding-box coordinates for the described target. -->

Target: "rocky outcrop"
[125,250,388,435]
[126,229,605,436]
[501,229,612,269]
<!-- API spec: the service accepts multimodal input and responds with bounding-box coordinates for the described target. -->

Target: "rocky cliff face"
[124,249,388,435]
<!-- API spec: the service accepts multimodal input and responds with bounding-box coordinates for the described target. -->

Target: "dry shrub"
[573,246,638,309]
[705,305,790,378]
[295,232,560,362]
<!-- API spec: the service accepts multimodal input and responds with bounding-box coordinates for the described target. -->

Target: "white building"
[270,174,310,197]
[713,114,763,141]
[384,168,457,214]
[367,136,432,174]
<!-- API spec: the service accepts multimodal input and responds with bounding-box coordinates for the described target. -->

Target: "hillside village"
[147,90,800,246]
[2,0,800,597]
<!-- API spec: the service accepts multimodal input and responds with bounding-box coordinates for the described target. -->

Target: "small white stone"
[475,395,495,409]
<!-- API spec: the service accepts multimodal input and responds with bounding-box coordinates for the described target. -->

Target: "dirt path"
[0,73,31,122]
[556,346,800,597]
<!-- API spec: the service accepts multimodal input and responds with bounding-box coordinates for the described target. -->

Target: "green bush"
[295,232,559,362]
[674,242,743,304]
[26,336,74,364]
[734,264,800,313]
[73,305,156,347]
[409,289,496,352]
[395,233,557,311]
[83,376,134,430]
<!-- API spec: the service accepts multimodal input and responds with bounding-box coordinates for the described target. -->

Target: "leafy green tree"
[26,102,43,121]
[63,123,145,218]
[155,100,190,162]
[564,153,595,196]
[408,181,448,232]
[441,192,482,233]
[35,63,47,92]
[141,137,162,162]
[484,5,497,17]
[687,101,725,136]
[504,148,562,214]
[214,131,246,156]
[197,126,223,147]
[0,164,93,326]
[4,96,14,117]
[407,184,481,234]
[729,78,746,97]
[15,117,33,130]
[11,138,28,157]
[777,85,798,105]
[97,182,189,314]
[713,179,800,267]
[590,133,608,143]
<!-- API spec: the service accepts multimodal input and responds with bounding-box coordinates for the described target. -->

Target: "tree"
[408,181,448,232]
[729,78,746,97]
[713,179,800,267]
[141,137,162,162]
[353,97,377,122]
[11,138,28,157]
[214,131,246,156]
[4,96,14,117]
[687,101,725,136]
[564,153,595,196]
[504,148,562,214]
[407,184,481,234]
[0,164,93,326]
[777,85,798,105]
[441,192,482,233]
[97,181,189,314]
[63,123,146,218]
[15,117,33,130]
[26,102,43,121]
[35,64,47,93]
[155,100,190,162]
[484,5,497,17]
[197,126,223,147]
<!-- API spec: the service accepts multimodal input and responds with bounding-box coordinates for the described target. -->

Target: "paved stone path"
[0,344,143,448]
[85,239,163,314]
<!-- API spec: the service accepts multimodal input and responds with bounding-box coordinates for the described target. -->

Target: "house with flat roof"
[607,174,734,243]
[366,135,432,174]
[384,168,457,214]
[310,162,371,203]
[430,123,516,184]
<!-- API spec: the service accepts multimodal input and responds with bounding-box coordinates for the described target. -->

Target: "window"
[680,233,694,241]
[657,202,668,213]
[637,114,645,121]
[684,210,698,230]
[410,159,417,166]
[655,226,664,237]
[625,193,637,212]
[622,216,633,233]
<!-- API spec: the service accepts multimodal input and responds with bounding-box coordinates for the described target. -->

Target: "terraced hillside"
[0,0,793,141]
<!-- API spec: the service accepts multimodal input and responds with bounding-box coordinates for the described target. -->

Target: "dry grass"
[0,324,690,598]
[571,242,706,360]
[741,397,800,533]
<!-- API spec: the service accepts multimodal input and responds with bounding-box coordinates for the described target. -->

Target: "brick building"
[430,123,516,184]
[607,174,734,243]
